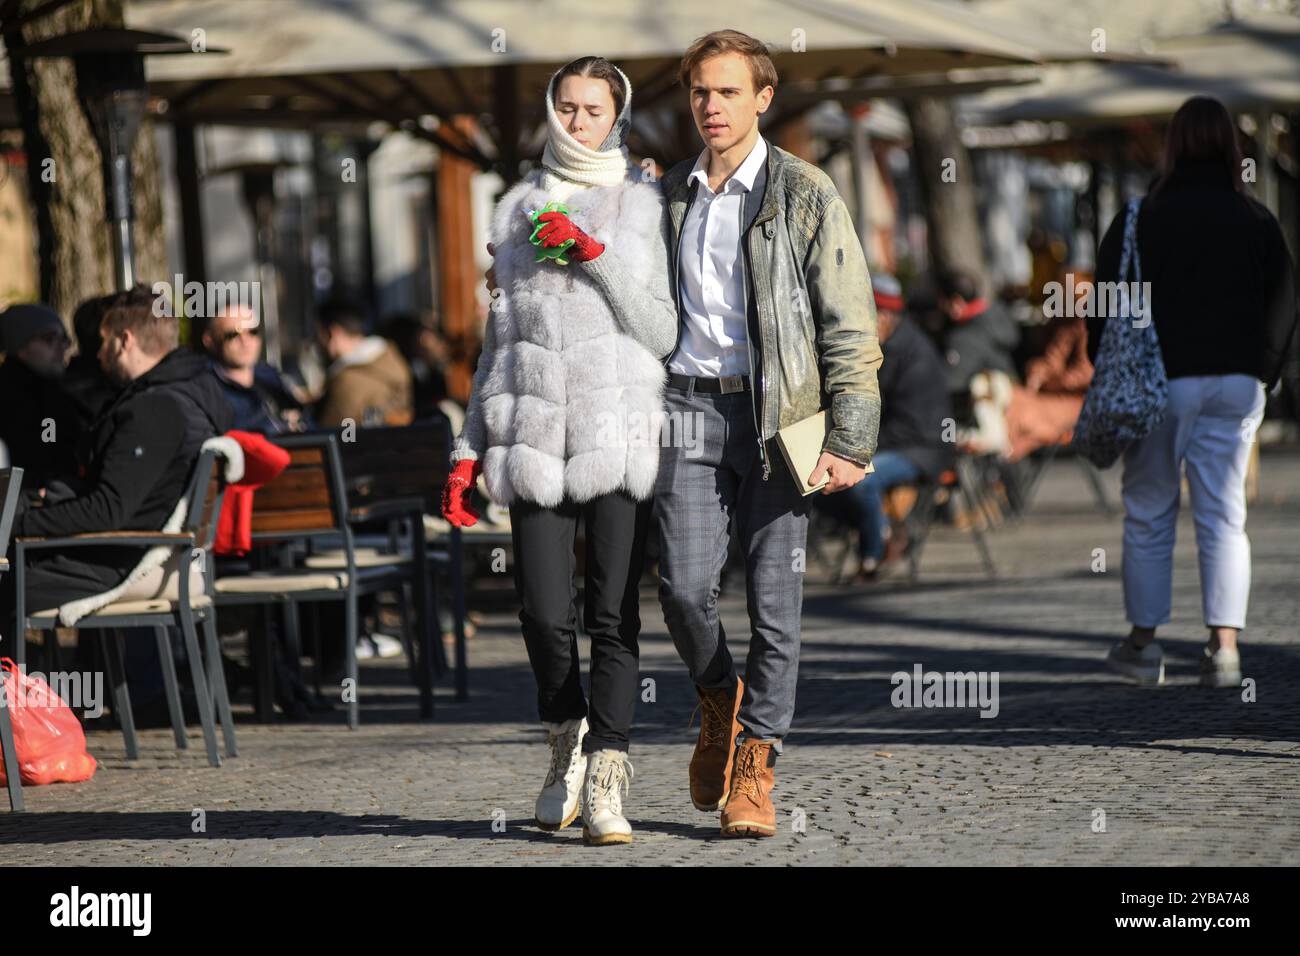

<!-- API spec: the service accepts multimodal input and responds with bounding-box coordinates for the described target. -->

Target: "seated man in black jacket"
[817,275,954,580]
[2,287,233,620]
[0,303,84,488]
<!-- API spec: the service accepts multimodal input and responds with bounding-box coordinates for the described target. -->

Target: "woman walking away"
[1090,95,1298,687]
[441,57,676,844]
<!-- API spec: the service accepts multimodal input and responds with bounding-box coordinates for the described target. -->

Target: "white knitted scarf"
[540,63,635,188]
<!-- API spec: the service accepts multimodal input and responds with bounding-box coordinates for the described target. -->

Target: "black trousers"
[0,552,171,710]
[0,552,127,630]
[510,490,650,754]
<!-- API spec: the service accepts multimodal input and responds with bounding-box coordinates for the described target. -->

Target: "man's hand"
[808,451,867,494]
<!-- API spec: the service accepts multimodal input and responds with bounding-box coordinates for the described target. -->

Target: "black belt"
[667,373,751,394]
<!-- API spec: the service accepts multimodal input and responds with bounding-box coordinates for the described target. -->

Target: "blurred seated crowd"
[0,287,462,721]
[812,263,1100,582]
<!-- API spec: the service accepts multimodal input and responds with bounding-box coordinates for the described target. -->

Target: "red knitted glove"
[534,211,604,262]
[441,458,483,527]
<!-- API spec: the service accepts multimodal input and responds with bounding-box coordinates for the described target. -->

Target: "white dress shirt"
[669,135,768,378]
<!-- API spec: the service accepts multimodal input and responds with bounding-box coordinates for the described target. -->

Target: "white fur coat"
[468,172,669,507]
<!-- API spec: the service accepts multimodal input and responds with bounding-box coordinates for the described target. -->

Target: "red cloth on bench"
[214,430,291,556]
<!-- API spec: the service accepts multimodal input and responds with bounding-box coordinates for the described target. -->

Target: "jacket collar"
[666,138,787,229]
[686,134,768,195]
[328,335,389,375]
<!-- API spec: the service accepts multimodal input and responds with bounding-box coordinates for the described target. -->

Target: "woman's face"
[554,74,617,149]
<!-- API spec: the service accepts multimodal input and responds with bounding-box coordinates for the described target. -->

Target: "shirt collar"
[688,134,768,195]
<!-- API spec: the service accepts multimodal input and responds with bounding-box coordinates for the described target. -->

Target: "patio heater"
[20,28,225,291]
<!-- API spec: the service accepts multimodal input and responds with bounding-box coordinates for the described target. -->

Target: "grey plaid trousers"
[653,382,812,741]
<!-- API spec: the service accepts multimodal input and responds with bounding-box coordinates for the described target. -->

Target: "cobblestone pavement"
[3,453,1298,866]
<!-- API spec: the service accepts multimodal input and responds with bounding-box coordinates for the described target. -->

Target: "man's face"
[316,324,333,361]
[206,308,262,371]
[16,326,70,379]
[878,308,900,342]
[98,320,132,386]
[939,296,966,324]
[688,53,773,153]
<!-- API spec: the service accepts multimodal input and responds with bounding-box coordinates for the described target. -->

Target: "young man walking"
[655,30,883,837]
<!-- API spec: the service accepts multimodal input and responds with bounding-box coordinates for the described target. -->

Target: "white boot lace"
[588,753,633,816]
[543,726,581,789]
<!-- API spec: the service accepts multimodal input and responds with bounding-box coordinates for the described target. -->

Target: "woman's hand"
[442,459,483,527]
[534,212,604,262]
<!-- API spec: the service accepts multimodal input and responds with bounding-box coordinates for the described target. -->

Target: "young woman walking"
[441,57,676,844]
[1092,96,1298,687]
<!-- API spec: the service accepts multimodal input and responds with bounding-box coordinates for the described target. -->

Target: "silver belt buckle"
[719,374,744,394]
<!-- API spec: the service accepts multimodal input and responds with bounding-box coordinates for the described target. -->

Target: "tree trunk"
[5,0,168,321]
[904,96,988,292]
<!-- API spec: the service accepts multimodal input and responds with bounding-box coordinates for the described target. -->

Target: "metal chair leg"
[103,629,139,760]
[413,517,434,719]
[178,607,221,767]
[907,486,939,582]
[957,476,999,578]
[398,580,422,687]
[0,679,24,811]
[310,602,323,699]
[345,593,360,729]
[154,626,188,750]
[200,613,238,758]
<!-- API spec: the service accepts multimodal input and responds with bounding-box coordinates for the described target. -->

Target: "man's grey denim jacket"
[660,141,883,475]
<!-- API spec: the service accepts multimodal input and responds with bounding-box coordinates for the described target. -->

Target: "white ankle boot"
[582,749,634,846]
[535,717,587,831]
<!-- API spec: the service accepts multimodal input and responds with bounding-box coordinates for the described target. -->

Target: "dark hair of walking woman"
[551,55,626,116]
[1153,95,1245,197]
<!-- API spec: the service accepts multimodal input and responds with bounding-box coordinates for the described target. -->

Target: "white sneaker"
[535,717,587,831]
[582,749,634,846]
[355,635,376,660]
[369,632,405,659]
[1200,646,1242,688]
[1106,638,1165,685]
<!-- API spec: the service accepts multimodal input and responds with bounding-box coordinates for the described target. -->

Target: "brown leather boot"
[720,737,777,838]
[688,676,744,811]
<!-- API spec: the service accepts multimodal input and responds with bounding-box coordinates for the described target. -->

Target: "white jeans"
[1121,374,1265,630]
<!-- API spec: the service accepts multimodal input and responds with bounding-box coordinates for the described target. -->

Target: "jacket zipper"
[739,221,770,480]
[666,188,696,368]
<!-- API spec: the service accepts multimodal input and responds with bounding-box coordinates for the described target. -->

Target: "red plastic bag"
[0,657,97,786]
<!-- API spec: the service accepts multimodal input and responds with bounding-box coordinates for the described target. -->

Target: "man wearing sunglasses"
[203,304,311,434]
[0,302,84,487]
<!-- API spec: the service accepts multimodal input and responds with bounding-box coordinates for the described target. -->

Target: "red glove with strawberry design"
[441,458,483,527]
[534,211,605,262]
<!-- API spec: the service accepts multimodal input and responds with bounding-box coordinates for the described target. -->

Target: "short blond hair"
[678,29,778,94]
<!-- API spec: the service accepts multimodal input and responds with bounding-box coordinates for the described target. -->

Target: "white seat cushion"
[303,548,411,570]
[30,595,212,623]
[215,571,347,594]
